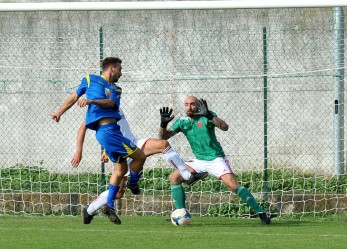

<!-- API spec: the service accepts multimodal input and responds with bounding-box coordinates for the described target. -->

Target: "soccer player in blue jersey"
[50,57,146,224]
[72,106,207,224]
[159,96,272,225]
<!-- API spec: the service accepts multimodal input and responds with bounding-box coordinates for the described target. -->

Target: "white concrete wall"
[0,2,345,175]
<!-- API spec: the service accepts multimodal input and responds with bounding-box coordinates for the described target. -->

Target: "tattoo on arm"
[158,128,177,140]
[213,117,229,131]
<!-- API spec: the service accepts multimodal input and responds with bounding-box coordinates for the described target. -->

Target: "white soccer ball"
[170,208,191,226]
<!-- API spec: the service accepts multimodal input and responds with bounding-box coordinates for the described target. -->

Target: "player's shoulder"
[176,116,190,125]
[111,84,122,94]
[88,74,101,80]
[86,74,107,85]
[113,84,122,90]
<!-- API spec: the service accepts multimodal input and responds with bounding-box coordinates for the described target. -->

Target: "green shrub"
[1,164,346,195]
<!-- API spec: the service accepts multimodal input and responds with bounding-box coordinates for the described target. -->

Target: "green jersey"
[171,111,225,161]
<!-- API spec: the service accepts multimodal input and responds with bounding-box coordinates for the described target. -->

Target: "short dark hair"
[101,57,122,71]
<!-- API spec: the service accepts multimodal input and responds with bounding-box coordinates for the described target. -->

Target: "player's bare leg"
[126,149,146,194]
[101,161,128,225]
[169,169,186,209]
[143,138,207,185]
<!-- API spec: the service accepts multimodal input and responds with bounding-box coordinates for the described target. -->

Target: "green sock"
[236,185,264,213]
[171,184,186,209]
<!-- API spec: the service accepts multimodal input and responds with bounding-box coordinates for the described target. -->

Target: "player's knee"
[116,188,126,199]
[137,150,147,161]
[114,163,128,176]
[139,154,146,162]
[131,149,146,161]
[169,173,176,184]
[228,180,239,192]
[116,176,127,199]
[229,184,238,192]
[169,170,184,184]
[222,174,239,191]
[160,139,170,151]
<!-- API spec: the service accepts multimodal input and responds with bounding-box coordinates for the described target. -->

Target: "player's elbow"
[112,103,119,111]
[78,123,87,133]
[71,93,79,102]
[221,123,229,131]
[101,99,117,109]
[107,99,117,109]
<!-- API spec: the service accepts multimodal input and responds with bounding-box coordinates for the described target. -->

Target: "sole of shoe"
[101,205,121,225]
[109,214,121,225]
[186,172,209,186]
[126,182,140,195]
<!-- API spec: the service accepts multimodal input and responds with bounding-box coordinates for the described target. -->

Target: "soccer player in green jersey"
[159,96,272,224]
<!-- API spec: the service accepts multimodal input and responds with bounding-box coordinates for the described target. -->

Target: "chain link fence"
[0,8,346,217]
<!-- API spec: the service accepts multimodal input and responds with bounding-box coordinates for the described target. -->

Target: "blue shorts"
[95,122,138,163]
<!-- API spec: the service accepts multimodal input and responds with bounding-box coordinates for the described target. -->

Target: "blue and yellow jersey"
[75,74,122,130]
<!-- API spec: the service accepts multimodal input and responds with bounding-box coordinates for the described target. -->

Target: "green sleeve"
[170,119,181,133]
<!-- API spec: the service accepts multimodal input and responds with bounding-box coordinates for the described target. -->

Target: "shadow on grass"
[180,217,315,228]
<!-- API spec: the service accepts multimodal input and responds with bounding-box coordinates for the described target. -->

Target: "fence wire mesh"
[0,8,346,217]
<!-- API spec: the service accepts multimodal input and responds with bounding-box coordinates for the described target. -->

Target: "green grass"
[0,215,346,249]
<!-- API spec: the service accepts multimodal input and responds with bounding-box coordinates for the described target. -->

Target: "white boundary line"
[0,1,347,11]
[0,226,346,237]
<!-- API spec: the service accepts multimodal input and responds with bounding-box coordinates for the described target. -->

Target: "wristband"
[160,122,168,129]
[206,112,214,120]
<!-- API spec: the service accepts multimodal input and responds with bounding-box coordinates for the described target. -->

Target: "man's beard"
[186,112,194,117]
[110,77,118,83]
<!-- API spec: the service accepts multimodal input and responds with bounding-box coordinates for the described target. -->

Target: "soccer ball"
[170,208,191,226]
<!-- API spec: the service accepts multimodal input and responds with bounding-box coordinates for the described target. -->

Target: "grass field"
[0,214,346,249]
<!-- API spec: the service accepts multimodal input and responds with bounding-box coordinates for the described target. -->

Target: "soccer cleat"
[101,204,121,225]
[126,181,141,195]
[186,172,208,186]
[258,212,271,225]
[82,205,95,225]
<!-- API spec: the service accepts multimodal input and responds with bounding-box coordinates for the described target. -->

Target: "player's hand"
[160,107,174,128]
[77,98,88,107]
[194,99,214,120]
[101,151,110,163]
[71,152,82,168]
[50,112,61,122]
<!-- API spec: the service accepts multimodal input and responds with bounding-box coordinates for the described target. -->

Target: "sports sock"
[171,184,186,209]
[106,184,120,208]
[87,190,108,215]
[236,185,264,213]
[163,146,191,180]
[128,170,143,185]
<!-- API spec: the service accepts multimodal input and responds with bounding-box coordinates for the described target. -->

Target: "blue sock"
[106,184,120,208]
[129,170,143,185]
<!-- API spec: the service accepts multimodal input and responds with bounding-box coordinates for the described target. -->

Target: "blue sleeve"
[108,85,122,109]
[75,78,87,97]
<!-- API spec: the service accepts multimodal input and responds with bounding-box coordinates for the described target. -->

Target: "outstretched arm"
[212,117,229,131]
[194,99,229,131]
[77,98,117,110]
[158,127,177,140]
[158,107,177,139]
[71,121,87,167]
[50,92,79,122]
